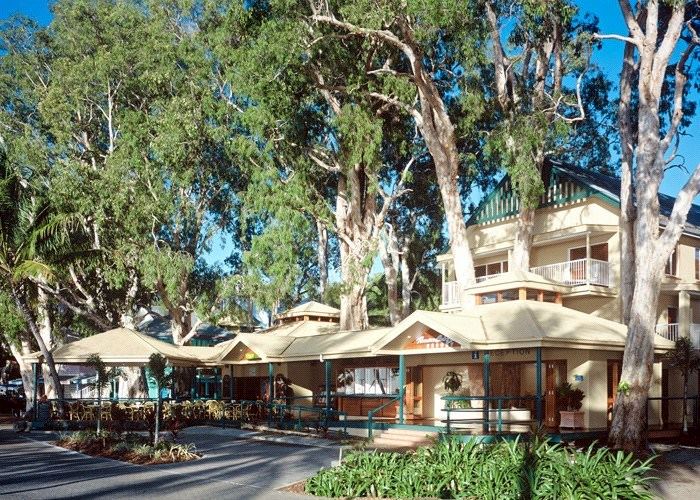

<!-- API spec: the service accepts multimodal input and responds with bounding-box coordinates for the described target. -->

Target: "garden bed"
[55,431,200,465]
[304,437,656,498]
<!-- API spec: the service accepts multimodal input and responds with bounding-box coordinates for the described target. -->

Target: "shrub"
[304,437,654,499]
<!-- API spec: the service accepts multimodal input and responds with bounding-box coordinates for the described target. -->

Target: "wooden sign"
[405,329,461,350]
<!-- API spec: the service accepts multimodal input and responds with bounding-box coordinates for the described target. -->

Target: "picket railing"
[530,258,610,287]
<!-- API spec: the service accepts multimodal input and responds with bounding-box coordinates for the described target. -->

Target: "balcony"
[530,258,611,287]
[475,273,505,283]
[656,324,700,348]
[441,281,460,308]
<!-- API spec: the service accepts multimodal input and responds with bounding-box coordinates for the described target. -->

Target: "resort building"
[28,162,700,436]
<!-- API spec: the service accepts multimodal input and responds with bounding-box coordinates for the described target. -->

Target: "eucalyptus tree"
[211,1,421,330]
[598,0,700,451]
[307,0,491,294]
[482,0,609,271]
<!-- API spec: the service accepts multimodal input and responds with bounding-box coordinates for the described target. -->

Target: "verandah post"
[483,352,490,434]
[324,359,332,428]
[268,362,274,427]
[32,362,39,419]
[536,347,542,426]
[398,354,405,424]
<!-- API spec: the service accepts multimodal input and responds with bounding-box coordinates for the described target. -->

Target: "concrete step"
[371,428,438,449]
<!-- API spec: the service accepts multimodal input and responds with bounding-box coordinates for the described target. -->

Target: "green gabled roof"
[468,161,620,226]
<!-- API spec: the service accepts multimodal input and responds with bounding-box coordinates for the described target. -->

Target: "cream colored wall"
[673,235,700,282]
[656,293,677,324]
[468,199,620,254]
[563,296,620,322]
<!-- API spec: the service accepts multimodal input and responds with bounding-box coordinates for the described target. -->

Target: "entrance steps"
[371,428,439,449]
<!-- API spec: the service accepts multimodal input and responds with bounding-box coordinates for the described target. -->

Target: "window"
[475,260,508,279]
[695,248,700,280]
[569,243,608,262]
[338,367,399,395]
[542,291,558,303]
[499,289,518,301]
[667,307,678,325]
[665,247,677,276]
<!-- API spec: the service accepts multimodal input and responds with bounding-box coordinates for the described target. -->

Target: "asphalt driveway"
[0,428,338,499]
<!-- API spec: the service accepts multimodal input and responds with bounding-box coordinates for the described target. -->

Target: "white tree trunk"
[9,339,35,411]
[511,205,536,271]
[378,227,402,326]
[316,220,328,300]
[400,249,413,319]
[37,286,58,398]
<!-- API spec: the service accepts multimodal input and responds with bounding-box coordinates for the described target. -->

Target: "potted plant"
[442,371,463,409]
[556,381,585,429]
[336,369,354,391]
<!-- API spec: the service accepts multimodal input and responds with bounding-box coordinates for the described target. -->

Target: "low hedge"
[305,438,654,498]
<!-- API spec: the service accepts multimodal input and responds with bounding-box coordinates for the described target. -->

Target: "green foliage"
[0,291,26,349]
[57,430,199,463]
[555,381,585,411]
[442,371,463,394]
[305,438,655,498]
[147,353,172,393]
[666,337,700,377]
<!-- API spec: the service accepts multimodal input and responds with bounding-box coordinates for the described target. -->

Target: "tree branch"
[658,162,700,261]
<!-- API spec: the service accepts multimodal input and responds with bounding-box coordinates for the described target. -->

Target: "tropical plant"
[556,382,585,411]
[304,437,654,499]
[147,353,172,446]
[442,371,463,394]
[85,354,122,434]
[336,369,355,389]
[666,337,700,434]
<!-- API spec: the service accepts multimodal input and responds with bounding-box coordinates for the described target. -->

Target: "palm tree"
[86,354,122,434]
[147,353,172,445]
[0,142,66,403]
[666,337,700,434]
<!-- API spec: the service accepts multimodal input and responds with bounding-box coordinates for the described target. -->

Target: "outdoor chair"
[80,402,96,421]
[68,401,81,421]
[100,402,112,421]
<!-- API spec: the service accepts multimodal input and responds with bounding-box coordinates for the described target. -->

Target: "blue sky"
[2,0,699,270]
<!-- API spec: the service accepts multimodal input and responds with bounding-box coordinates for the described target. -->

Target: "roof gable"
[468,160,700,235]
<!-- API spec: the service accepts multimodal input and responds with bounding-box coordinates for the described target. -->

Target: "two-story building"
[214,161,695,433]
[32,162,697,436]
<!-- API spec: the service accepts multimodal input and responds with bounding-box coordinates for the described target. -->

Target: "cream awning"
[28,328,201,366]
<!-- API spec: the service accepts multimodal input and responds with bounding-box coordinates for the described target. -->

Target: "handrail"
[441,395,538,435]
[367,395,401,439]
[269,401,348,434]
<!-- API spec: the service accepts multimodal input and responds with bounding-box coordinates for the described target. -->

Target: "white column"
[679,290,691,339]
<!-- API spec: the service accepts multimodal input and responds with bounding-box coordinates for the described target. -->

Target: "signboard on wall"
[405,329,461,350]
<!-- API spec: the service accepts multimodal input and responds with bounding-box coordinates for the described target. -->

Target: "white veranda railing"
[530,258,611,287]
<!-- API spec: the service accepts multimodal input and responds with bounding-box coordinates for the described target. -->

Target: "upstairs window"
[475,260,508,280]
[665,247,677,276]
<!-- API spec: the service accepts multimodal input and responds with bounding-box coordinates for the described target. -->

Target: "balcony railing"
[441,281,460,307]
[656,323,680,343]
[530,258,611,287]
[656,324,700,348]
[475,273,505,283]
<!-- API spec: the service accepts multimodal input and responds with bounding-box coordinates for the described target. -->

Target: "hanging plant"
[336,369,354,388]
[442,371,463,394]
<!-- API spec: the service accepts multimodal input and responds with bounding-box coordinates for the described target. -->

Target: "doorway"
[545,361,566,427]
[607,359,621,426]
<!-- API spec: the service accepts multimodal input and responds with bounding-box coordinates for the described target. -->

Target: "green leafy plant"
[442,371,463,394]
[147,353,173,446]
[556,381,585,411]
[86,354,123,434]
[304,438,654,498]
[666,337,700,433]
[336,369,355,389]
